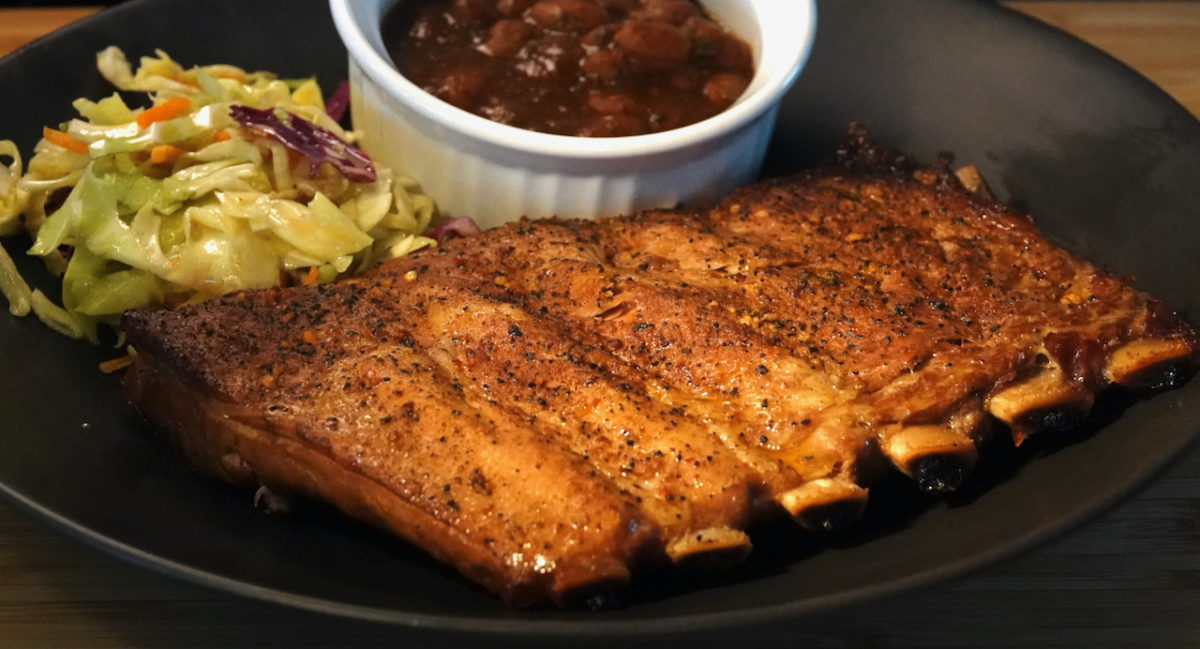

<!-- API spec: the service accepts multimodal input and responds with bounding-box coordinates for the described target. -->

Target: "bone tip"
[1114,358,1193,391]
[882,428,981,492]
[779,479,870,532]
[1105,337,1199,390]
[666,527,753,571]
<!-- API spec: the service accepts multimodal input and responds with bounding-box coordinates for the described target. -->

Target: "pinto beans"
[434,67,486,109]
[496,0,536,16]
[516,34,583,79]
[684,15,752,71]
[527,0,608,32]
[587,90,638,114]
[631,0,701,25]
[612,20,691,70]
[594,0,638,15]
[581,48,626,82]
[447,0,499,26]
[577,113,645,137]
[482,19,536,58]
[385,0,756,137]
[702,71,750,105]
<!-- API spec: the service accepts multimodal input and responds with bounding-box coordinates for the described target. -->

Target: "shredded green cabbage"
[0,140,26,236]
[0,47,436,342]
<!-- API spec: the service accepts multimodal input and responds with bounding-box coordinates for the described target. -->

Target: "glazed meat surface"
[121,129,1198,605]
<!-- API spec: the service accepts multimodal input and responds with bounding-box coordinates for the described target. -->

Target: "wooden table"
[1,3,1199,647]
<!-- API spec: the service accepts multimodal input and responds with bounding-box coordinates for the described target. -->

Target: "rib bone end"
[986,367,1094,440]
[666,527,753,571]
[879,421,981,492]
[778,479,869,532]
[1105,338,1197,390]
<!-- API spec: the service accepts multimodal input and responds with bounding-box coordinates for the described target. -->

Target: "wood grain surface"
[1012,1,1200,117]
[1,3,1199,648]
[0,8,98,60]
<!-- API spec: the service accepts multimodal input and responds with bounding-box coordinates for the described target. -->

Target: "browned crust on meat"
[124,345,665,606]
[121,126,1199,605]
[123,357,618,605]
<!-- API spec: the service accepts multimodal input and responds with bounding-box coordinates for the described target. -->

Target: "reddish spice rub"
[383,0,755,136]
[121,127,1198,606]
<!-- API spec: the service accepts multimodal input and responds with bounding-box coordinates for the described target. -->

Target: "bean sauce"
[383,0,755,137]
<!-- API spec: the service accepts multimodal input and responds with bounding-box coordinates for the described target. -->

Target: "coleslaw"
[0,47,436,342]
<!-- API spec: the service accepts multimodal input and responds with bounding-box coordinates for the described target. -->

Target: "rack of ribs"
[121,127,1198,606]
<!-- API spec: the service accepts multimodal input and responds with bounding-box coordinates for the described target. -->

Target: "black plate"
[2,0,1199,638]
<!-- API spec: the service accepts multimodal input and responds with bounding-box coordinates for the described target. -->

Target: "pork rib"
[121,128,1198,605]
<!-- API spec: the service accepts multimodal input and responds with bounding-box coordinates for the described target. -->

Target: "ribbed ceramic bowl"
[330,0,816,228]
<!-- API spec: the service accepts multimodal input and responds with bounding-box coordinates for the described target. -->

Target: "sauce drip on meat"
[383,0,756,137]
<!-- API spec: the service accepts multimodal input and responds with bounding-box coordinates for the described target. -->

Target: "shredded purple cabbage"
[326,81,351,124]
[428,217,482,244]
[228,105,375,183]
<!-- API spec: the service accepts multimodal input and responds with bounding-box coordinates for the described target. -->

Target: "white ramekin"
[330,0,817,229]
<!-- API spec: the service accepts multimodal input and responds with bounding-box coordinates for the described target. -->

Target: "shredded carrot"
[302,266,320,286]
[212,130,232,142]
[301,329,318,344]
[136,96,193,129]
[98,354,134,374]
[41,126,88,154]
[149,144,186,165]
